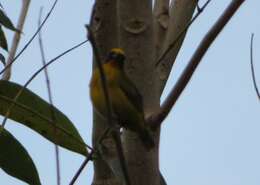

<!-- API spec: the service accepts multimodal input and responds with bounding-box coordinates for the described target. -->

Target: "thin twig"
[0,0,58,77]
[85,27,113,127]
[38,7,60,185]
[2,0,30,80]
[69,127,111,185]
[86,25,131,185]
[1,39,88,127]
[69,150,95,185]
[155,0,212,66]
[250,33,260,100]
[149,0,246,129]
[71,25,131,185]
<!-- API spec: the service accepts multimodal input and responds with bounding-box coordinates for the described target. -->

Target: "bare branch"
[87,25,131,185]
[1,39,88,127]
[0,0,58,77]
[38,7,60,185]
[156,0,212,66]
[89,1,122,185]
[250,33,260,100]
[2,0,30,80]
[69,127,111,185]
[69,150,95,185]
[149,0,246,129]
[156,0,212,95]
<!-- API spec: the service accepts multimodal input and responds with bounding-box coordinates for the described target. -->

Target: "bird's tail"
[139,128,155,150]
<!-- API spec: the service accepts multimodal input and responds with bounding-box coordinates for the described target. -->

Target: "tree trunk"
[90,1,197,185]
[90,1,120,185]
[118,0,161,185]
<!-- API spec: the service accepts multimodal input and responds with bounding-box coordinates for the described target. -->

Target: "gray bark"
[154,0,169,58]
[90,0,198,185]
[90,1,120,185]
[158,0,197,94]
[118,0,160,185]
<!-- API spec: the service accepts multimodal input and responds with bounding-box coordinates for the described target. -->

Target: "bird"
[90,48,155,149]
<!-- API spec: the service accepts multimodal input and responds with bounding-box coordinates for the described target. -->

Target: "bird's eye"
[112,53,118,59]
[108,52,117,60]
[117,54,125,62]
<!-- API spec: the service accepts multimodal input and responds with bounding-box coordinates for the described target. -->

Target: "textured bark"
[89,0,245,184]
[90,1,120,185]
[158,0,197,94]
[90,1,199,185]
[153,0,169,58]
[118,1,161,185]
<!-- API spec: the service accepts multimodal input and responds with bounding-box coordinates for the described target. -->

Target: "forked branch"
[0,0,58,77]
[86,25,131,185]
[149,0,246,129]
[156,0,212,66]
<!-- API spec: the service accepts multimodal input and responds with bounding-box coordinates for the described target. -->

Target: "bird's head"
[106,48,125,68]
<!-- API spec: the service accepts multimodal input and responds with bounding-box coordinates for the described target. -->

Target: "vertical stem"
[2,0,30,80]
[38,8,60,185]
[90,1,120,184]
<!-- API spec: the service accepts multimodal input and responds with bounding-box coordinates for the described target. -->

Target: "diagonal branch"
[156,0,200,94]
[69,150,95,185]
[250,33,260,100]
[69,127,111,185]
[87,25,131,185]
[156,0,212,66]
[2,0,30,80]
[0,0,58,77]
[149,0,246,129]
[1,39,88,128]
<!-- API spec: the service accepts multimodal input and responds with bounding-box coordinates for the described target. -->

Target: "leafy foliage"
[0,126,41,185]
[0,80,88,156]
[0,25,7,51]
[0,9,18,32]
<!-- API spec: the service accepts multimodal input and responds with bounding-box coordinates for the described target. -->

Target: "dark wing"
[119,72,144,113]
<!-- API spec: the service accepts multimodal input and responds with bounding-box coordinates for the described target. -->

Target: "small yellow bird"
[90,48,154,149]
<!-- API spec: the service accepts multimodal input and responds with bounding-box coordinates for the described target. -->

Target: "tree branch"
[1,39,88,128]
[88,1,122,185]
[0,0,58,77]
[250,33,260,100]
[69,127,112,185]
[69,150,95,185]
[38,7,60,185]
[149,0,246,129]
[2,0,30,80]
[87,25,131,185]
[156,0,199,94]
[156,0,212,66]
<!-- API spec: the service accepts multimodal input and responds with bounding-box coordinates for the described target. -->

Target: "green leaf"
[0,80,88,156]
[0,9,18,32]
[0,127,41,185]
[0,26,8,51]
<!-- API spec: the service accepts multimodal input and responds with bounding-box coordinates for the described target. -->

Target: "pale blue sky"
[1,1,260,185]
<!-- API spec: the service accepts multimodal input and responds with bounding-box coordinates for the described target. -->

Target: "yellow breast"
[89,63,120,116]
